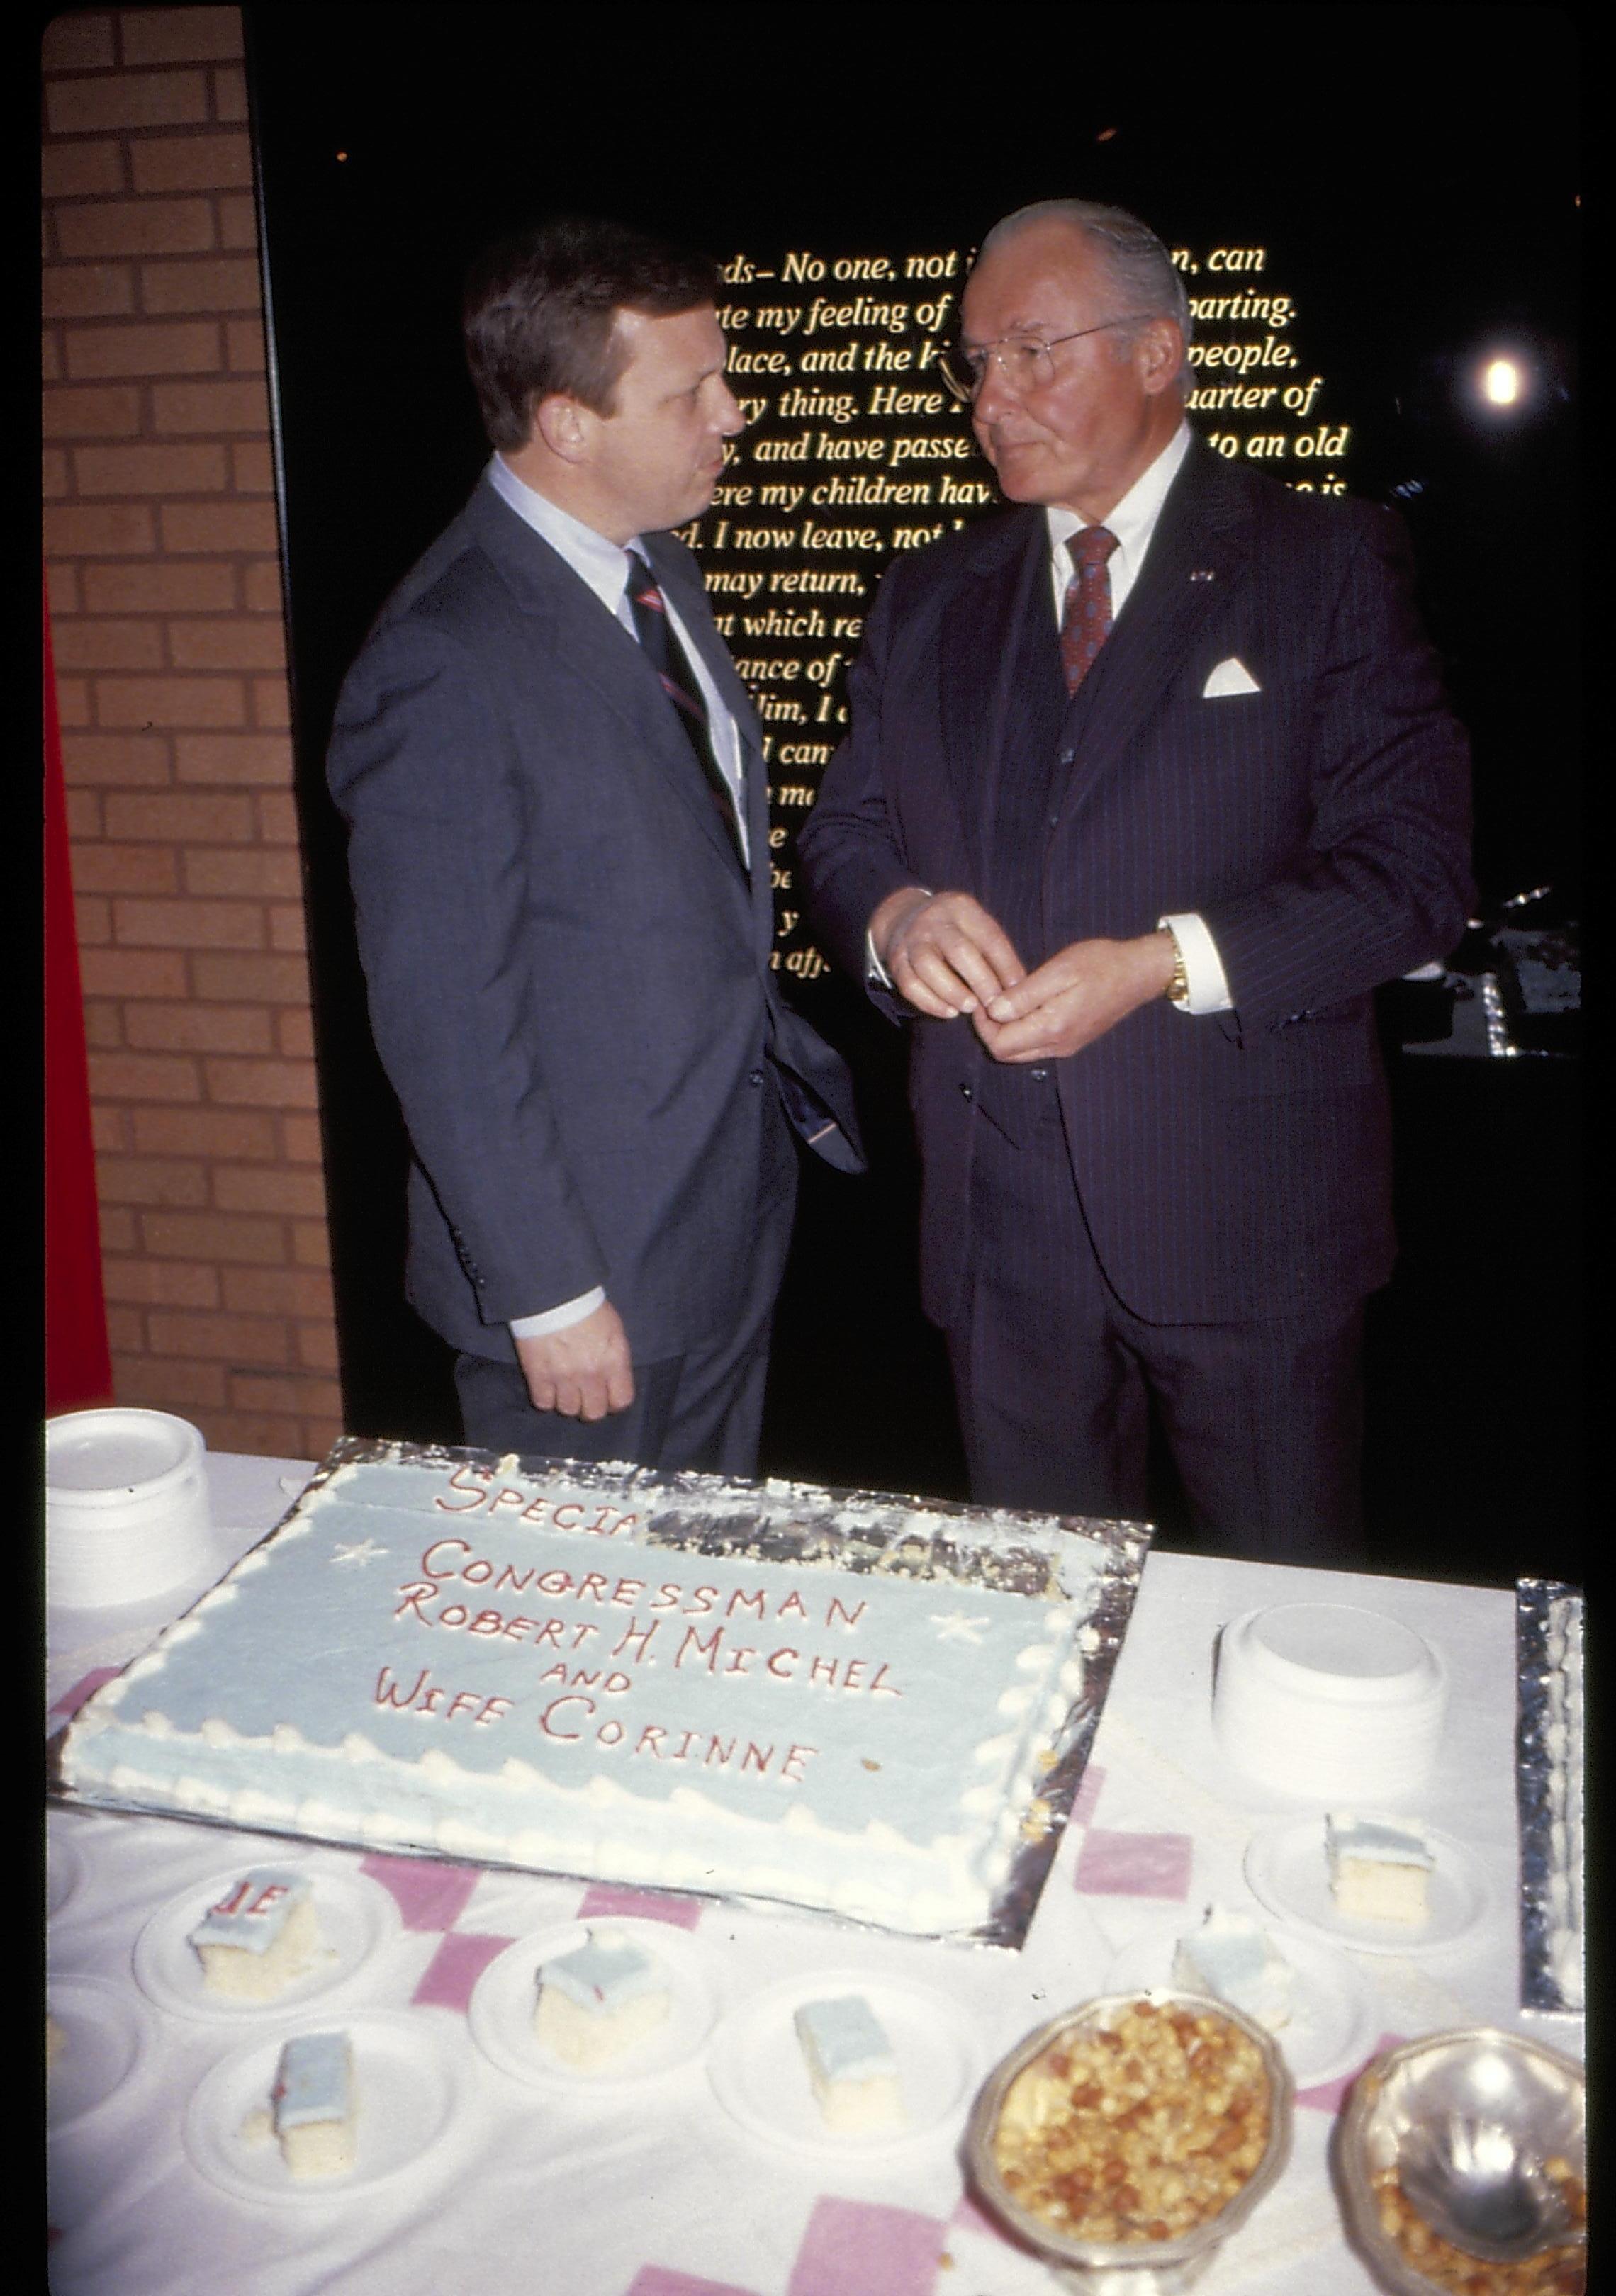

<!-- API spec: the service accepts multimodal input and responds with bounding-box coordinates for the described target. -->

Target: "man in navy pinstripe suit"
[798,201,1473,1561]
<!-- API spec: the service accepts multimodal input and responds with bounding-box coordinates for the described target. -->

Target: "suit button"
[960,1083,973,1102]
[1059,747,1074,764]
[748,1069,765,1086]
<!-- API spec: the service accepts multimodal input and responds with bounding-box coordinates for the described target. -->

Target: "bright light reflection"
[1469,2049,1516,2102]
[1483,359,1522,405]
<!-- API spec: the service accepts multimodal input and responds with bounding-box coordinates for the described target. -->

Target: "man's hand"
[515,1302,634,1422]
[870,887,1026,1020]
[975,930,1177,1062]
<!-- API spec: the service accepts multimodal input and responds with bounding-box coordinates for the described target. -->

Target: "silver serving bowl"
[964,1990,1293,2293]
[1337,2027,1586,2292]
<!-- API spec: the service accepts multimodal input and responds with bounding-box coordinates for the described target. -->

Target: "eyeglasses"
[938,317,1156,403]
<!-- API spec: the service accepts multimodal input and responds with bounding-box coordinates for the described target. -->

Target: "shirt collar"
[1044,420,1193,575]
[486,454,644,617]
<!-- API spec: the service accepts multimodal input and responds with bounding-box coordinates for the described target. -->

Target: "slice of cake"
[1325,1812,1434,1925]
[270,2031,356,2178]
[190,1867,323,2000]
[1171,1906,1293,2030]
[532,1928,671,2069]
[794,1994,907,2134]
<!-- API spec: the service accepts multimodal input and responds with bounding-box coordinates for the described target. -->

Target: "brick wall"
[42,7,343,1461]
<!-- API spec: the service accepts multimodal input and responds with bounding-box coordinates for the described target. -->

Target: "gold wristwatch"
[1162,924,1190,1008]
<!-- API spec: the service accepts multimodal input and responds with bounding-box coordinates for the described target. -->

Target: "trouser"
[944,1102,1367,1565]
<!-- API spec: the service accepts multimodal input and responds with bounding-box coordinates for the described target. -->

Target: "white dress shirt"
[486,454,749,1339]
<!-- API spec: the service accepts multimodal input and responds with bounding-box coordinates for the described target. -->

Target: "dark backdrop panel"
[245,4,1581,1585]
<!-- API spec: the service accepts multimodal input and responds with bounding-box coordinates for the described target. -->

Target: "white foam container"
[46,1407,213,1611]
[1212,1601,1447,1803]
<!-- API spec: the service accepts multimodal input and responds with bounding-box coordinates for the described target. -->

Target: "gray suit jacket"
[328,475,860,1366]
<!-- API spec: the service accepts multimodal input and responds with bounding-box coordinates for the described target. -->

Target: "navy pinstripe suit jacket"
[798,440,1474,1328]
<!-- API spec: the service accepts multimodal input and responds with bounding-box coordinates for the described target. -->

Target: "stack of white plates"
[1212,1602,1447,1803]
[46,1407,213,1611]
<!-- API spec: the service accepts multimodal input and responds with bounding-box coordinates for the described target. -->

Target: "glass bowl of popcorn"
[964,1990,1292,2292]
[1335,2027,1586,2295]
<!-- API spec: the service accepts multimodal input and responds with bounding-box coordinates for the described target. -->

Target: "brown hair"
[464,215,719,450]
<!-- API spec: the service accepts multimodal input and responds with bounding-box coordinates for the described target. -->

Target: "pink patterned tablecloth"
[45,1455,1578,2296]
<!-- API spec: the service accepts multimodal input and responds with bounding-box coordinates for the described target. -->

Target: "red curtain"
[45,585,113,1414]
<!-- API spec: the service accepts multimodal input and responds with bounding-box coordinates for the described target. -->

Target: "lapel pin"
[1190,569,1216,583]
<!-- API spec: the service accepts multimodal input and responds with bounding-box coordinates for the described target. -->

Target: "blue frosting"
[272,2031,350,2129]
[64,1455,1095,1930]
[795,1994,896,2082]
[1325,1812,1434,1869]
[191,1867,308,1954]
[542,1929,662,2010]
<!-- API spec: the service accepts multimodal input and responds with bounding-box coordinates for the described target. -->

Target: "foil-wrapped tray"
[47,1437,1152,1950]
[1515,1577,1585,2015]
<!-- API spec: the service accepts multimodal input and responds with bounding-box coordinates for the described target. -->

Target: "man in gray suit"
[329,217,860,1473]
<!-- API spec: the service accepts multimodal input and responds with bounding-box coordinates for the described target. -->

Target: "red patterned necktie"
[624,551,745,865]
[1060,524,1120,694]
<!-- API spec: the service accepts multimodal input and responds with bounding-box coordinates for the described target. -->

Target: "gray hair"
[977,199,1194,364]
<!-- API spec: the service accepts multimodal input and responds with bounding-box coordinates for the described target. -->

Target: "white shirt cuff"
[1159,913,1233,1014]
[510,1287,606,1340]
[867,888,933,989]
[865,925,894,989]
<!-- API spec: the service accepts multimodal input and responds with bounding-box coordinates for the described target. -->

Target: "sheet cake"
[59,1440,1138,1937]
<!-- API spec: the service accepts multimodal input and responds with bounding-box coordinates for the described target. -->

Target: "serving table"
[45,1453,1581,2296]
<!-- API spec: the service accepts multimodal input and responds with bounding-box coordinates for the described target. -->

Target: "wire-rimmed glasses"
[938,317,1157,403]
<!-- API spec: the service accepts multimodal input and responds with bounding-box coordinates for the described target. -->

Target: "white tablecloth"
[45,1454,1582,2295]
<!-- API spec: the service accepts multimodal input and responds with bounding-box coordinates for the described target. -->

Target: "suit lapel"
[649,541,802,989]
[1055,443,1254,813]
[647,534,775,928]
[939,510,1048,875]
[466,484,751,895]
[649,536,762,748]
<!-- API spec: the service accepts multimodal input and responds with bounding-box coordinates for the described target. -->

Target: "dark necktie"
[1060,524,1120,694]
[624,551,745,866]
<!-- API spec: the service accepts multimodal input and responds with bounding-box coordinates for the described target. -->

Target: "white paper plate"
[707,1971,977,2157]
[47,1976,159,2133]
[134,1862,399,2022]
[468,1919,717,2090]
[182,2012,473,2205]
[1245,1818,1487,1956]
[1104,1918,1379,2088]
[46,1407,213,1609]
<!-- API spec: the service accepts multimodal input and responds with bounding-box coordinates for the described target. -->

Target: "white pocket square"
[1203,656,1261,697]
